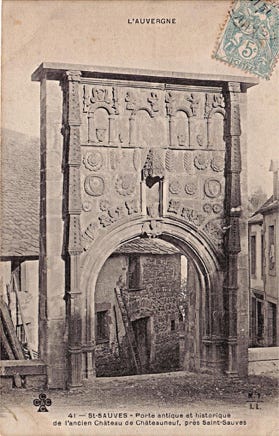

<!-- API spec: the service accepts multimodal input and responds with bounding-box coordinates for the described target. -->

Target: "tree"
[248,186,268,214]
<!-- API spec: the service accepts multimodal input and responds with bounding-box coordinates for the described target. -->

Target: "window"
[261,233,264,278]
[269,225,276,272]
[251,295,264,347]
[267,302,277,346]
[96,311,109,343]
[250,235,256,276]
[128,256,141,289]
[170,319,176,331]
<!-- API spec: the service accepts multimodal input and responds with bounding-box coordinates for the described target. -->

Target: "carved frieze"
[115,174,136,196]
[84,175,105,196]
[83,151,104,171]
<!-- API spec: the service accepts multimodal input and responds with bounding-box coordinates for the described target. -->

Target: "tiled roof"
[1,129,40,257]
[115,238,180,255]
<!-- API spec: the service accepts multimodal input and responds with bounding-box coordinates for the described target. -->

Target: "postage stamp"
[214,0,279,79]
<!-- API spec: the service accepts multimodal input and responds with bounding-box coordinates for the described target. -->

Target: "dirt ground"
[1,371,279,436]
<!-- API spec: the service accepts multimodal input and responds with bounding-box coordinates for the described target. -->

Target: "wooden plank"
[0,316,15,360]
[0,297,24,359]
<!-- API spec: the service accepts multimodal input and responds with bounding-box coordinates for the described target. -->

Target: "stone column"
[39,76,67,388]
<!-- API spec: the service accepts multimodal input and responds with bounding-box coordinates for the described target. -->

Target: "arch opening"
[80,218,225,379]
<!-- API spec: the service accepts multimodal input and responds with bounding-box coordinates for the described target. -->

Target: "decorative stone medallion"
[82,201,92,212]
[83,151,103,171]
[204,178,222,198]
[194,153,209,170]
[211,154,224,172]
[115,175,136,196]
[185,182,197,196]
[212,203,222,214]
[99,199,110,211]
[203,203,212,214]
[169,180,182,194]
[84,175,105,197]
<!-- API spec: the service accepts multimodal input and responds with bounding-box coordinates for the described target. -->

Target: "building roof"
[248,212,263,225]
[257,195,279,215]
[115,238,181,255]
[1,129,40,258]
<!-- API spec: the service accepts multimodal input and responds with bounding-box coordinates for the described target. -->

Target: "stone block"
[0,377,13,390]
[25,375,47,389]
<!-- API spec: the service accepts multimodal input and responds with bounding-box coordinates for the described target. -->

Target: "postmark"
[214,0,279,79]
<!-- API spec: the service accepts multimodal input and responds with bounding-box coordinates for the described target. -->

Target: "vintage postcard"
[1,1,278,435]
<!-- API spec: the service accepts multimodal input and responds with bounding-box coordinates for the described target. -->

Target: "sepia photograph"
[1,1,279,435]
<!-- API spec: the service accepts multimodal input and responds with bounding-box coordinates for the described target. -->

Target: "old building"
[249,161,279,348]
[95,238,182,376]
[0,130,40,360]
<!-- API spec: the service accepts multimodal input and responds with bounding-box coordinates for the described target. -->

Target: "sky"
[2,0,279,196]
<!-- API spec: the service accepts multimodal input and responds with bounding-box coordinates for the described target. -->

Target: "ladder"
[114,286,142,374]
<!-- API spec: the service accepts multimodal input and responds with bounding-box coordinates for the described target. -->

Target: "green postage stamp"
[214,0,279,79]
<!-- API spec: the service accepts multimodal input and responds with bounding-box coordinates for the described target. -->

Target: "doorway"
[132,317,151,372]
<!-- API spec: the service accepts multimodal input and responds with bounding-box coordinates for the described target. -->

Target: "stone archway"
[32,63,258,388]
[80,216,224,379]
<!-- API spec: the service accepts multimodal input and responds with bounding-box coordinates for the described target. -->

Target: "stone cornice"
[31,62,259,90]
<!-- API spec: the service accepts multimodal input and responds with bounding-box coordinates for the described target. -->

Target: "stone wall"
[95,252,181,376]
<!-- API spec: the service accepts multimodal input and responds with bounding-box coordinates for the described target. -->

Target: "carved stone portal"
[32,62,257,388]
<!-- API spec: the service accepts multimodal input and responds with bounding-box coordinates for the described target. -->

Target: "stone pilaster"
[62,71,83,388]
[39,77,67,388]
[224,81,248,377]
